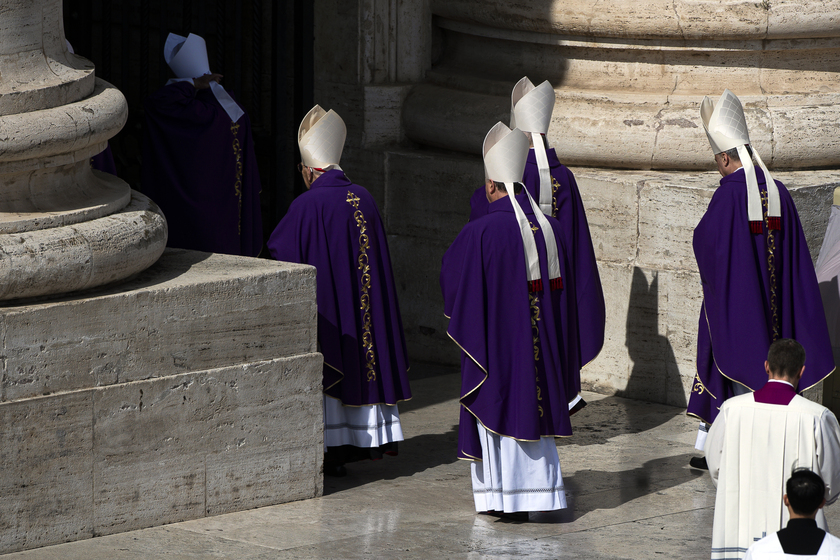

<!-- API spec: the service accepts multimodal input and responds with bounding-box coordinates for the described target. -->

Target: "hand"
[193,73,222,90]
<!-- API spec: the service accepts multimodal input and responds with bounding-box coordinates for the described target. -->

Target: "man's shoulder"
[822,530,840,553]
[721,392,757,409]
[452,211,516,250]
[789,394,832,416]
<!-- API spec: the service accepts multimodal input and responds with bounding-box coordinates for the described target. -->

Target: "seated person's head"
[785,468,826,518]
[766,338,806,382]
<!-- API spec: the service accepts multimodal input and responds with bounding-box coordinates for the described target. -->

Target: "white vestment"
[323,395,404,450]
[706,394,840,560]
[744,530,840,559]
[470,422,567,513]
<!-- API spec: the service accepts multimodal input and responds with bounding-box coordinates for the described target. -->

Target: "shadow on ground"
[564,394,686,446]
[324,425,461,495]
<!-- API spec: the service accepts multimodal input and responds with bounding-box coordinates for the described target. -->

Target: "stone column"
[0,0,167,300]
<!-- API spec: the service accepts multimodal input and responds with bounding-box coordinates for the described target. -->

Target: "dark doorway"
[62,0,314,246]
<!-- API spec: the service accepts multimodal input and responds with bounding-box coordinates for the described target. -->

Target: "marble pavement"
[6,364,833,559]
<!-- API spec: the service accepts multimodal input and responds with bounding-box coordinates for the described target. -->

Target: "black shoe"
[481,510,529,522]
[689,456,708,470]
[569,398,588,416]
[324,463,347,477]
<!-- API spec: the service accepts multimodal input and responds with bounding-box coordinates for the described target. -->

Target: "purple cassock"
[687,167,834,424]
[470,148,605,381]
[140,81,262,257]
[267,169,411,407]
[441,191,580,460]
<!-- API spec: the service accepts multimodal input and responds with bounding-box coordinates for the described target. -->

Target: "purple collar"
[720,166,766,187]
[488,191,537,215]
[753,380,797,405]
[526,147,561,168]
[309,169,351,190]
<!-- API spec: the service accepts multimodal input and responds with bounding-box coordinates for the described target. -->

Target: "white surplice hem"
[470,422,567,513]
[323,395,404,449]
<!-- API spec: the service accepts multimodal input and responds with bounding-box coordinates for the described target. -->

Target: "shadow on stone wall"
[618,267,686,408]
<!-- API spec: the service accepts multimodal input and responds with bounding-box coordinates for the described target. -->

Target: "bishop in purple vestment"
[687,89,834,473]
[493,76,605,387]
[687,164,834,424]
[269,169,411,408]
[442,122,575,515]
[269,105,410,475]
[141,76,262,257]
[140,33,262,257]
[443,191,577,459]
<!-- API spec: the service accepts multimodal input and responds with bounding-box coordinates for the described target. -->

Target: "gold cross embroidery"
[346,192,361,208]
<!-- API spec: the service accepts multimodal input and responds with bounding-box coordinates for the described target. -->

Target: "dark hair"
[787,469,825,515]
[721,144,753,161]
[767,339,806,379]
[493,181,523,195]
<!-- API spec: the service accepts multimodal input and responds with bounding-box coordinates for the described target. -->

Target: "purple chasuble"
[470,148,605,380]
[441,192,578,460]
[141,81,263,257]
[268,170,411,407]
[753,381,796,405]
[91,143,117,176]
[687,167,833,424]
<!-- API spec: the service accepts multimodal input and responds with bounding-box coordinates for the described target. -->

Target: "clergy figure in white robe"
[706,339,840,560]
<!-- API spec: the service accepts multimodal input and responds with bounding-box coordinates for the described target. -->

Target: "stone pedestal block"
[0,250,323,554]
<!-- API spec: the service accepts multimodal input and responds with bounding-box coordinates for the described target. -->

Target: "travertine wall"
[375,148,839,406]
[314,0,840,408]
[0,250,324,554]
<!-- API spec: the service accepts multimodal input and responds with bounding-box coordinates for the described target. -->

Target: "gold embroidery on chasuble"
[529,293,544,417]
[551,176,561,217]
[230,121,244,235]
[691,374,706,395]
[346,191,377,381]
[761,189,780,340]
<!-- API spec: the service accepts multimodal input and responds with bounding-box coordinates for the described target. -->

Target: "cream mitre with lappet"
[298,105,346,172]
[700,89,780,232]
[164,32,244,123]
[510,77,556,216]
[483,122,562,292]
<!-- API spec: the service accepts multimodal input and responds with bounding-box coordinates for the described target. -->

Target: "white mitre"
[164,33,210,79]
[483,122,529,183]
[510,77,556,215]
[163,33,243,123]
[483,122,561,290]
[700,89,780,230]
[510,77,555,135]
[298,105,346,171]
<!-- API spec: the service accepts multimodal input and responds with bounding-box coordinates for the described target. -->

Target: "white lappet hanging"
[511,77,556,216]
[483,122,562,292]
